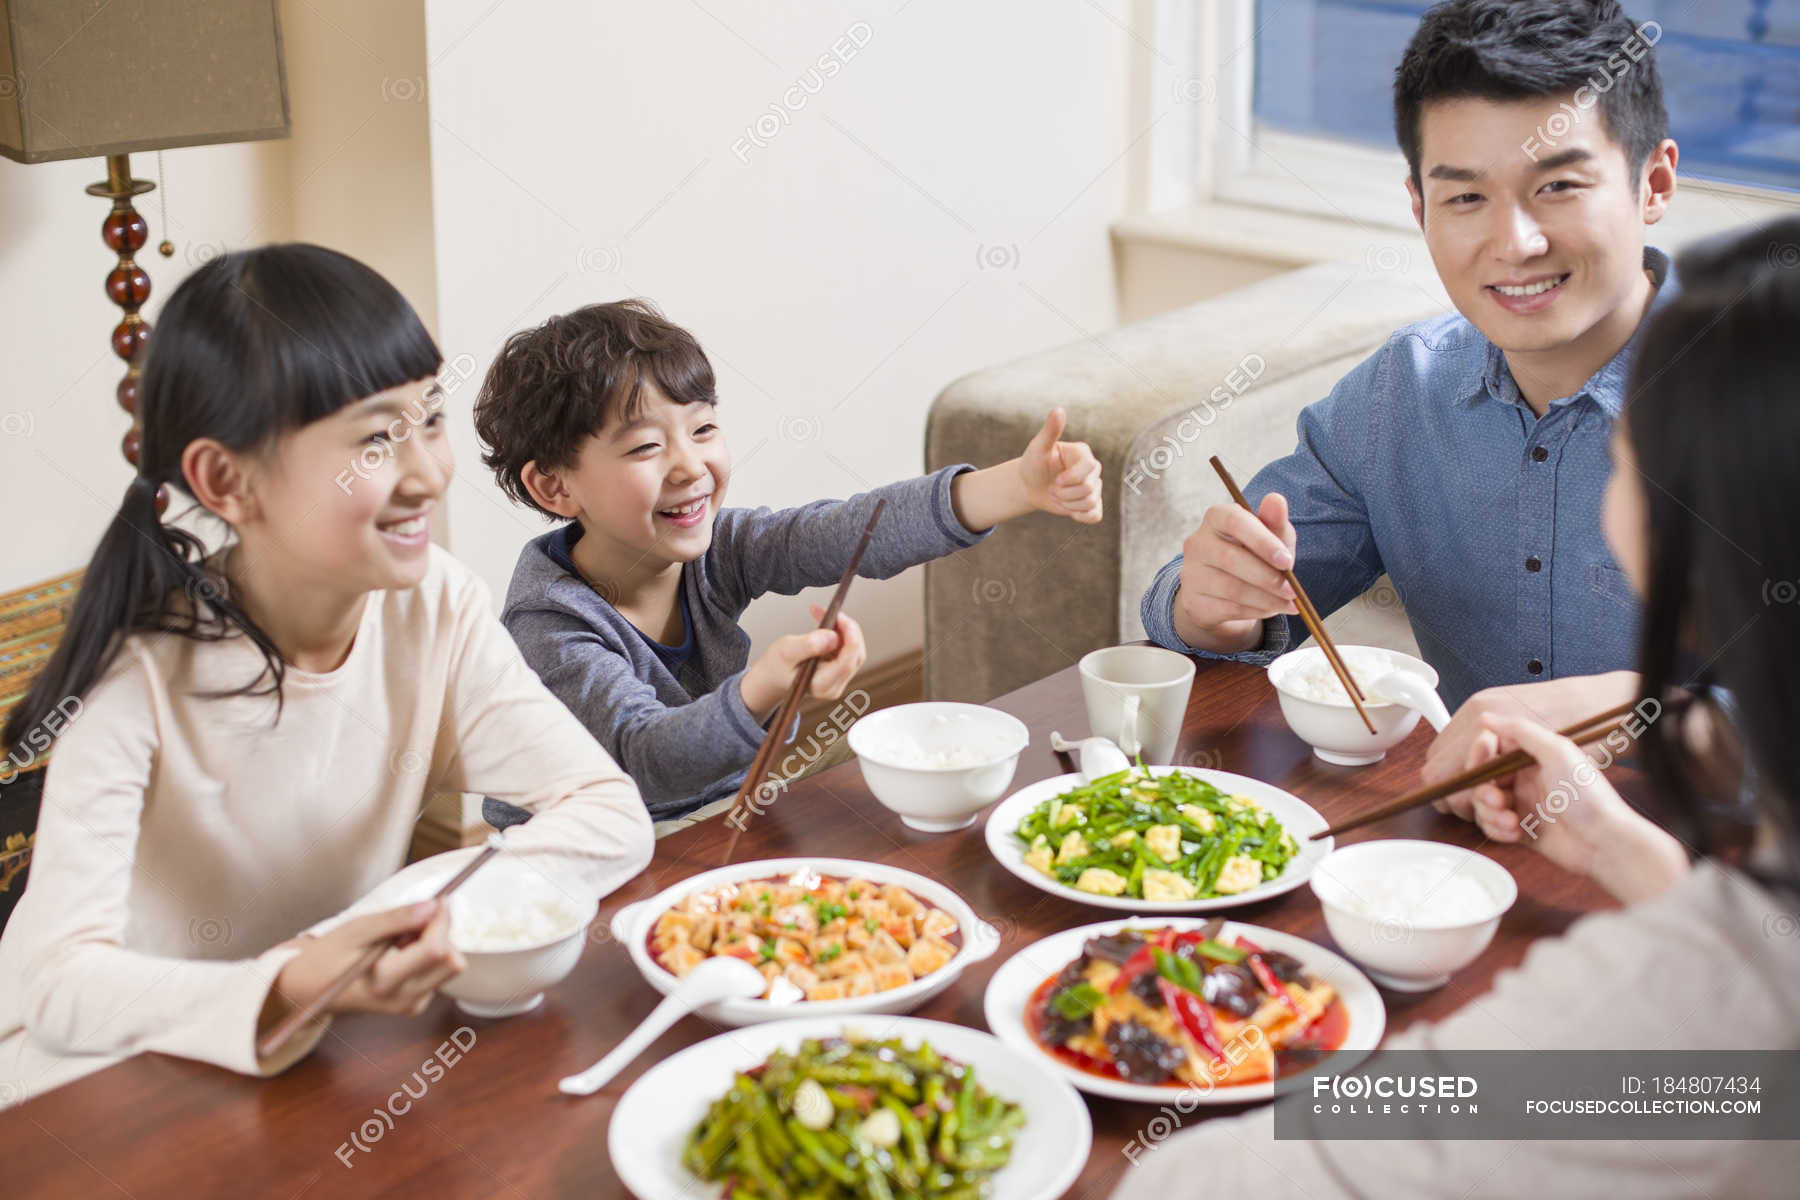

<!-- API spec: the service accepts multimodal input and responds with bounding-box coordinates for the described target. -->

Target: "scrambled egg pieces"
[1144,824,1183,863]
[1141,868,1198,902]
[1214,853,1264,895]
[1177,803,1216,833]
[1073,867,1129,896]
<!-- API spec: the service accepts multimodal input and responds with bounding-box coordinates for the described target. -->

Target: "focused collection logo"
[1311,1072,1481,1115]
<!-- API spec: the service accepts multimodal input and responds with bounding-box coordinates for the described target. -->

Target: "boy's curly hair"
[474,298,718,518]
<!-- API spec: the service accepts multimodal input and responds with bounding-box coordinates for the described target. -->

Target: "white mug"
[1077,645,1196,765]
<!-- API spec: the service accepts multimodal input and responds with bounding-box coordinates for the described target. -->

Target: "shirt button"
[1525,555,1542,573]
[1532,446,1548,462]
[1527,659,1543,675]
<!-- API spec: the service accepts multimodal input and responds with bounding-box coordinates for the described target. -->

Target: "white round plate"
[984,766,1333,912]
[609,857,1002,1026]
[983,916,1385,1105]
[607,1015,1092,1200]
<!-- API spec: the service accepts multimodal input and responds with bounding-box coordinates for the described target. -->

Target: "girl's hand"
[740,609,867,715]
[1464,713,1689,905]
[1018,408,1103,524]
[273,900,465,1020]
[1423,671,1640,820]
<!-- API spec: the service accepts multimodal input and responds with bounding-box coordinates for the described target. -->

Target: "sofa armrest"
[923,260,1443,702]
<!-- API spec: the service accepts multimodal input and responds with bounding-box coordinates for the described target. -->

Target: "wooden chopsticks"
[256,835,506,1061]
[1309,700,1642,840]
[1208,456,1377,735]
[720,500,885,864]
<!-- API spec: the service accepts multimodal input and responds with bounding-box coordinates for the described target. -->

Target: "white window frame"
[1145,0,1799,236]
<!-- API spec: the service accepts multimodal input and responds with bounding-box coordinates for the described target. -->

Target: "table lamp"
[0,0,289,466]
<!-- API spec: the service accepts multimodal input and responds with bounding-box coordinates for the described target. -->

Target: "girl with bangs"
[0,245,652,1103]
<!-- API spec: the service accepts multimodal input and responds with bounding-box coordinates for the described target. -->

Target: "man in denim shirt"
[1142,0,1679,781]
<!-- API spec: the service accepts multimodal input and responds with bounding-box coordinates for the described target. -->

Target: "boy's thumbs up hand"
[1019,407,1103,524]
[1026,406,1068,465]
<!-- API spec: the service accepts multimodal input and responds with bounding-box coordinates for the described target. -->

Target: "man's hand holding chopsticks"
[1171,492,1301,654]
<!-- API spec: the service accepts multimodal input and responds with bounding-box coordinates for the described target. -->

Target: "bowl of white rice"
[1266,644,1440,766]
[405,857,596,1018]
[1309,839,1516,991]
[847,702,1029,832]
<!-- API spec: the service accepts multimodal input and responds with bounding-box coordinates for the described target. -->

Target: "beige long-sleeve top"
[0,547,654,1107]
[1112,859,1800,1197]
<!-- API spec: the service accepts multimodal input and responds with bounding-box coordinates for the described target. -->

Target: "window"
[1253,0,1800,192]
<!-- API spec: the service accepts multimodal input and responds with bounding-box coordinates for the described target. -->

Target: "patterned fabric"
[0,569,82,933]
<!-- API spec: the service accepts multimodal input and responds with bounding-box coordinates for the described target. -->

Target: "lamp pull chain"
[156,152,174,258]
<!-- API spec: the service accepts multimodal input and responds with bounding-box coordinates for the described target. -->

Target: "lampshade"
[0,0,288,164]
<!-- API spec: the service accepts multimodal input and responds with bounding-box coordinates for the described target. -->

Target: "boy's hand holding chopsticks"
[738,606,868,717]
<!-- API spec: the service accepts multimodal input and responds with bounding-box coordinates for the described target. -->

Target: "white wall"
[422,0,1135,661]
[0,0,442,596]
[0,141,289,593]
[280,0,439,342]
[3,0,1140,672]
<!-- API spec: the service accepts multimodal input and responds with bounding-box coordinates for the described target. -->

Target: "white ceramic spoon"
[1369,670,1453,732]
[557,956,768,1096]
[1049,732,1132,782]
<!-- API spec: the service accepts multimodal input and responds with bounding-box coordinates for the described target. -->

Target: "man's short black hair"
[1395,0,1667,185]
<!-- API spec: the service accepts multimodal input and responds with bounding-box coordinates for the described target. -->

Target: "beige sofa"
[923,261,1448,702]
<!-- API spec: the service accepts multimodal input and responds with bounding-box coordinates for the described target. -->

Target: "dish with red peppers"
[1024,920,1347,1088]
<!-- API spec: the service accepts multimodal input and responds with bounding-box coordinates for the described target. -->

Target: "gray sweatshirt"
[492,466,987,821]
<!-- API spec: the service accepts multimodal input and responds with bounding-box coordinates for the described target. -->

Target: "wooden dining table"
[0,659,1611,1198]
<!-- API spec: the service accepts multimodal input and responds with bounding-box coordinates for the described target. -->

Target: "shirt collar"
[1463,246,1676,416]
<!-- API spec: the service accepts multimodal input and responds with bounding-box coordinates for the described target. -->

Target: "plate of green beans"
[983,765,1333,912]
[608,1016,1091,1199]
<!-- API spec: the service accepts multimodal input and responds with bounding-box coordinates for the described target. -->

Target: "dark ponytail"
[2,244,440,760]
[1626,216,1800,887]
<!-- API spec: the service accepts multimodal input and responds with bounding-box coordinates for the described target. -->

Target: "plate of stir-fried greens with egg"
[984,766,1332,912]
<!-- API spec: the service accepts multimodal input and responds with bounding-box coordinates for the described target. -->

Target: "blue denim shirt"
[1142,248,1673,710]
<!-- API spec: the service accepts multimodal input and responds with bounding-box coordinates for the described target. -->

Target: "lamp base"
[86,154,155,473]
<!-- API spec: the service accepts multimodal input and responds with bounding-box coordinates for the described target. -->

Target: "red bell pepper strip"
[1235,935,1302,1018]
[1156,976,1227,1063]
[1168,929,1206,954]
[1109,945,1159,994]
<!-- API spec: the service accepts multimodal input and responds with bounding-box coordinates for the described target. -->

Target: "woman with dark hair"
[1114,220,1800,1195]
[0,245,652,1104]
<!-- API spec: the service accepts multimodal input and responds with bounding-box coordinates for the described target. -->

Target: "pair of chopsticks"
[1310,700,1642,840]
[256,834,506,1060]
[1209,457,1378,736]
[720,500,885,865]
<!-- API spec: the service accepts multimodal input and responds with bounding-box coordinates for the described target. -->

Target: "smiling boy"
[476,299,1102,824]
[1141,0,1676,722]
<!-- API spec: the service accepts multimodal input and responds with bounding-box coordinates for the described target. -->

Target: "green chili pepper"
[1048,981,1105,1020]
